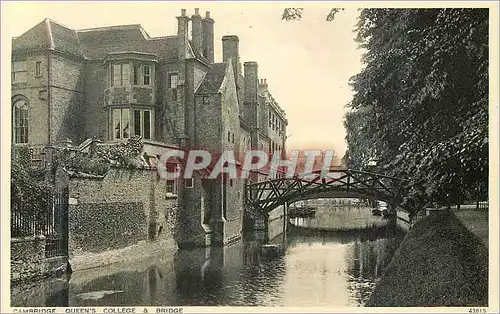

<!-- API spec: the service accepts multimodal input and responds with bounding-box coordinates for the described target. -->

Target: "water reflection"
[11,206,404,307]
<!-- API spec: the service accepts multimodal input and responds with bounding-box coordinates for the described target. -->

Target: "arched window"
[13,99,28,144]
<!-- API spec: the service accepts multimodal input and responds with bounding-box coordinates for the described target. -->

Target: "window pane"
[113,65,121,86]
[113,109,121,139]
[143,110,151,139]
[13,100,28,143]
[134,110,141,136]
[13,61,27,72]
[166,180,174,193]
[122,64,129,85]
[169,74,178,88]
[143,65,151,86]
[133,65,139,85]
[35,62,41,76]
[122,108,130,139]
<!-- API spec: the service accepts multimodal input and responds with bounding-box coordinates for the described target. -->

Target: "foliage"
[282,8,345,21]
[326,8,345,21]
[11,146,53,217]
[343,9,489,209]
[282,8,303,21]
[57,136,145,176]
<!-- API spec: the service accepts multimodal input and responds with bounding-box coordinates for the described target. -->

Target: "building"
[11,8,288,248]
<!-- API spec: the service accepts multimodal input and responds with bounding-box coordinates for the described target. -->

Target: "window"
[232,133,235,143]
[168,73,178,101]
[111,64,130,86]
[133,65,139,85]
[35,61,41,76]
[133,109,153,139]
[13,99,28,143]
[202,96,209,105]
[143,65,151,85]
[227,131,231,142]
[184,178,194,188]
[112,108,130,140]
[12,61,27,83]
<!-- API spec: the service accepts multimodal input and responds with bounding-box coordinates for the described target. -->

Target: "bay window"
[143,65,151,85]
[111,64,130,86]
[133,109,153,139]
[112,108,154,140]
[113,108,130,140]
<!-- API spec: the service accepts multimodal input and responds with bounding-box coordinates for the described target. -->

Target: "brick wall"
[68,168,177,256]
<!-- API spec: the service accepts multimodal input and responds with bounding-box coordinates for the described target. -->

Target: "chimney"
[191,8,203,53]
[177,9,190,60]
[258,78,268,96]
[202,11,215,63]
[244,61,259,128]
[244,62,258,103]
[222,35,240,83]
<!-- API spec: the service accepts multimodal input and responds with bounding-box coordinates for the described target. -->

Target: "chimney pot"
[181,9,186,16]
[205,11,211,19]
[264,79,267,84]
[194,8,200,15]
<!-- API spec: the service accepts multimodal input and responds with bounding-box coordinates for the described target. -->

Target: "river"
[11,205,405,307]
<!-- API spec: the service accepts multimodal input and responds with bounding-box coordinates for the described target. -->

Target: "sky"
[2,2,364,159]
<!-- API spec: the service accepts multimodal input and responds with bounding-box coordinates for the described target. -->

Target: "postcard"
[1,1,498,313]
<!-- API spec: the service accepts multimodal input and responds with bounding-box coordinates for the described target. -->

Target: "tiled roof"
[196,62,227,94]
[12,19,179,61]
[12,19,85,57]
[49,20,84,57]
[188,40,210,64]
[12,19,53,52]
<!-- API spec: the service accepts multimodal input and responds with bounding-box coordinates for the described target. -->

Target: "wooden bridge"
[245,168,405,215]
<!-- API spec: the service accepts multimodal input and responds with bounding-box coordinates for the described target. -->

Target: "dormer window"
[112,64,129,87]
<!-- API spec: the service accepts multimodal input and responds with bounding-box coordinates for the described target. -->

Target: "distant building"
[11,8,288,248]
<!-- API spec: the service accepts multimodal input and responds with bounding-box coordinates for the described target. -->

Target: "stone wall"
[68,168,177,256]
[11,236,47,284]
[268,205,286,241]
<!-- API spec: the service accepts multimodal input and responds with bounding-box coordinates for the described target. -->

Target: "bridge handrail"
[247,168,405,187]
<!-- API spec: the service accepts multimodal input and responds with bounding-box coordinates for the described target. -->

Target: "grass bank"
[367,210,488,307]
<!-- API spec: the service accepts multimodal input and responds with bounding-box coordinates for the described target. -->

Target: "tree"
[282,8,345,21]
[11,147,53,219]
[343,9,488,211]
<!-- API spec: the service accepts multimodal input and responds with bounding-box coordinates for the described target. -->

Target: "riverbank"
[367,210,488,307]
[454,208,489,247]
[70,238,177,272]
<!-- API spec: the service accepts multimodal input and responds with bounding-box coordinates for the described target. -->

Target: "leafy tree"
[343,8,488,211]
[11,147,53,219]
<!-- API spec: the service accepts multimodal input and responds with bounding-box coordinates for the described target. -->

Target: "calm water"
[11,206,405,307]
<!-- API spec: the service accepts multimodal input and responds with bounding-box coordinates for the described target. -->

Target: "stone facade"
[11,8,288,249]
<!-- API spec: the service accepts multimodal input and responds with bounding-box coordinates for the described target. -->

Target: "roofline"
[77,24,143,33]
[45,18,55,49]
